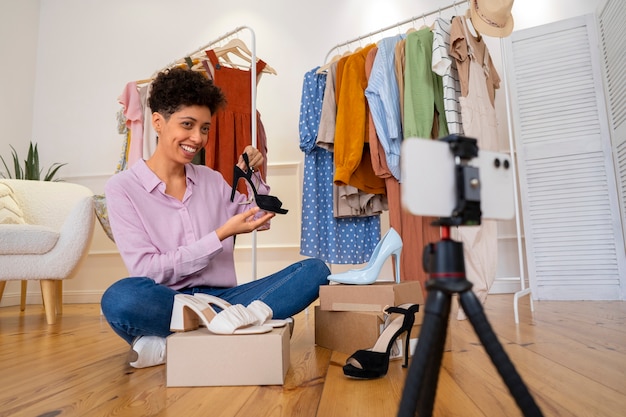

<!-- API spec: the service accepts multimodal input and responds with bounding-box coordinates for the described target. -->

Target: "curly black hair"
[148,67,226,119]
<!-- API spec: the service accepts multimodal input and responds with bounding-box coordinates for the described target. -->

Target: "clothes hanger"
[316,53,342,74]
[406,17,417,34]
[419,13,429,30]
[135,61,205,85]
[213,38,277,75]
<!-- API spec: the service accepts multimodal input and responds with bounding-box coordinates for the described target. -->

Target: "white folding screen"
[503,14,626,300]
[598,0,626,248]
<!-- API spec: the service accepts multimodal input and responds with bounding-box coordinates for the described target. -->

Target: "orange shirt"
[333,44,386,195]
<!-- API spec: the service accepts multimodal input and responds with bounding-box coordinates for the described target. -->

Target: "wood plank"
[0,296,625,416]
[316,350,406,417]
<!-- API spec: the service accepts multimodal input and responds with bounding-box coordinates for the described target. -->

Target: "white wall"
[0,0,605,306]
[0,0,39,158]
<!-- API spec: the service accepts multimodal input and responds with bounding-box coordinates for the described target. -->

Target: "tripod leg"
[459,290,544,417]
[397,286,451,417]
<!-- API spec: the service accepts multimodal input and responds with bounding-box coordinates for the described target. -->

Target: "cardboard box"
[315,306,450,356]
[319,281,424,312]
[166,326,290,387]
[315,306,385,355]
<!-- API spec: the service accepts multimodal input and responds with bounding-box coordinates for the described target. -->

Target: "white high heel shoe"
[170,294,272,334]
[193,293,288,328]
[327,227,403,285]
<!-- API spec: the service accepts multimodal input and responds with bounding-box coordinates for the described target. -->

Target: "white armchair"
[0,179,95,324]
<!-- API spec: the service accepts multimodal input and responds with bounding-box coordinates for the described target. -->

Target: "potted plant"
[0,142,66,181]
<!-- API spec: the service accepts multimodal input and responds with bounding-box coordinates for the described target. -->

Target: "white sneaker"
[285,317,294,338]
[128,336,166,368]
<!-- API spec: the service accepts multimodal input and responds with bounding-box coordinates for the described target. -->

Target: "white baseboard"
[490,277,523,294]
[0,276,521,309]
[0,290,104,308]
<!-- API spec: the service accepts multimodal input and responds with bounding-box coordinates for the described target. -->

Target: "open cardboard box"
[166,325,290,387]
[315,306,450,356]
[319,281,424,312]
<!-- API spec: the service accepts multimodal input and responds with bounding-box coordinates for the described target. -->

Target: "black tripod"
[397,223,544,416]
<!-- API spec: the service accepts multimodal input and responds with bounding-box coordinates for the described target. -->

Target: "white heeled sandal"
[193,293,288,328]
[327,227,403,285]
[170,294,272,334]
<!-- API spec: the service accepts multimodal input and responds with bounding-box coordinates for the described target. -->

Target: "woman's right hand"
[215,207,275,241]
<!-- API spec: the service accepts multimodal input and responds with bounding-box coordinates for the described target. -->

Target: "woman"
[101,67,329,368]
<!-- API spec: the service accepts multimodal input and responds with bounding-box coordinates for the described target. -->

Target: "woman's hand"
[215,207,275,241]
[237,146,264,172]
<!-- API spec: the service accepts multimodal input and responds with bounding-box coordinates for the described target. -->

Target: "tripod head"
[435,134,481,227]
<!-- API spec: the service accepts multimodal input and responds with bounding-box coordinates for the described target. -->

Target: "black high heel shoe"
[230,153,288,214]
[343,303,420,379]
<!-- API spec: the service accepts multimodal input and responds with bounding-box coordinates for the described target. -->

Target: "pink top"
[118,82,144,167]
[104,159,270,290]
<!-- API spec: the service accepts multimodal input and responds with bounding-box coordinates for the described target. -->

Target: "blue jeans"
[101,258,330,344]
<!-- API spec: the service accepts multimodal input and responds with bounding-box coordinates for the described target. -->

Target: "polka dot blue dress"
[299,67,381,264]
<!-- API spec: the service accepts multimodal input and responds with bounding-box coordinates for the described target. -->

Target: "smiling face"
[152,105,212,165]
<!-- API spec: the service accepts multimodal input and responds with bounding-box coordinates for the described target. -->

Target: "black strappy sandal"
[230,153,288,214]
[343,304,420,379]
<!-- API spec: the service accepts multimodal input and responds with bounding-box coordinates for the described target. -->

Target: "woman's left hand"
[237,146,264,173]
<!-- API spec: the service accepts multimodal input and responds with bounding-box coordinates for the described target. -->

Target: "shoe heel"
[402,326,411,368]
[231,166,245,202]
[170,295,201,332]
[392,249,402,284]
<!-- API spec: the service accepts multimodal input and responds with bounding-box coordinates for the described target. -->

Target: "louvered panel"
[525,152,620,286]
[599,0,626,131]
[598,0,626,250]
[512,27,601,147]
[504,14,626,300]
[617,140,626,224]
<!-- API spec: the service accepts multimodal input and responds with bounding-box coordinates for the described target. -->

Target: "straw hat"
[470,0,515,38]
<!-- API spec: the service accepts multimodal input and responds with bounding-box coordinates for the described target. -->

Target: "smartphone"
[400,138,515,221]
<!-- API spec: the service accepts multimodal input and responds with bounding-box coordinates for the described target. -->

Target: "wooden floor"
[1,294,625,417]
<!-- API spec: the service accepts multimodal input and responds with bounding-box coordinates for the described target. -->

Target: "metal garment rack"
[322,0,532,322]
[323,0,468,63]
[500,40,534,324]
[322,0,468,278]
[156,26,261,280]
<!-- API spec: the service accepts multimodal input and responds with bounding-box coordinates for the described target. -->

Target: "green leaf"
[0,153,13,179]
[12,146,23,179]
[44,163,67,181]
[25,142,40,180]
[1,141,66,181]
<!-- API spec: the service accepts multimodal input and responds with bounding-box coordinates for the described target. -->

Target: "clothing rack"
[323,0,469,63]
[151,26,259,148]
[156,26,263,280]
[321,0,468,277]
[321,0,532,322]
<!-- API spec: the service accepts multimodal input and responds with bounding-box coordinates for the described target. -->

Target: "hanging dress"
[118,81,144,168]
[450,16,501,316]
[299,67,381,264]
[204,50,268,195]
